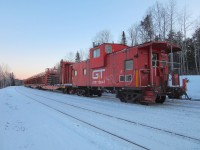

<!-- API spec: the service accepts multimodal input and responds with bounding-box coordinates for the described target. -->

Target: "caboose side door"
[152,53,159,86]
[139,49,150,86]
[68,65,73,84]
[152,52,166,87]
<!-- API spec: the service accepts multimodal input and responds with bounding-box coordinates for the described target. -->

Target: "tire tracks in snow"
[19,87,200,144]
[16,88,149,150]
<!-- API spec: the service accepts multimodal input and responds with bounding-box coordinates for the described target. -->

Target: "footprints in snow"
[18,143,34,150]
[4,120,26,132]
[4,102,18,110]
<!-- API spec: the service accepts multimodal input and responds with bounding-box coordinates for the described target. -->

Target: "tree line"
[93,0,200,75]
[0,64,16,88]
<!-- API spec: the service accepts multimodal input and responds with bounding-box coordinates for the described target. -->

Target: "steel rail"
[22,87,200,143]
[16,88,149,150]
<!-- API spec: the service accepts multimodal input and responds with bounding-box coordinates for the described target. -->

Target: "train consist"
[24,41,187,104]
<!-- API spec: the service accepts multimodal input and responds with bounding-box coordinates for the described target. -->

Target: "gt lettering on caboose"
[92,69,105,85]
[92,69,105,80]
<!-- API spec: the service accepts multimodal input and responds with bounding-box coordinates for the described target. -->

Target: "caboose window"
[125,60,133,70]
[126,75,132,82]
[74,70,77,76]
[119,75,132,82]
[93,48,100,58]
[120,75,125,82]
[152,53,158,67]
[83,68,87,75]
[105,45,112,53]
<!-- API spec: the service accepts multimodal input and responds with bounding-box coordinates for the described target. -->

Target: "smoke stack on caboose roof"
[93,42,95,48]
[92,42,99,48]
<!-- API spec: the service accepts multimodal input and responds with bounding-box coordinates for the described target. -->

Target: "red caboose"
[70,41,181,103]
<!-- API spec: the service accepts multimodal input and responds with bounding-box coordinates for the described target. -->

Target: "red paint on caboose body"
[72,60,90,87]
[90,43,129,69]
[72,43,129,86]
[71,41,181,103]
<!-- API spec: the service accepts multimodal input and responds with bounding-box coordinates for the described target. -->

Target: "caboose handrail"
[152,60,181,70]
[150,59,181,86]
[152,60,181,66]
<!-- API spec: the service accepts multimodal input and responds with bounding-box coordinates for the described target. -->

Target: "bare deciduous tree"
[193,27,200,74]
[151,1,169,40]
[166,0,178,72]
[79,49,89,60]
[178,5,193,74]
[128,23,139,46]
[93,30,112,44]
[0,64,13,88]
[64,51,75,62]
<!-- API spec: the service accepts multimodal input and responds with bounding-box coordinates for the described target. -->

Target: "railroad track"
[16,88,149,150]
[163,101,200,114]
[20,87,200,144]
[165,102,200,109]
[160,101,200,114]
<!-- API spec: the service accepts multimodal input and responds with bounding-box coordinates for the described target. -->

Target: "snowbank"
[180,75,200,100]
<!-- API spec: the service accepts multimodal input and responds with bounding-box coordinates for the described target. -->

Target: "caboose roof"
[91,43,129,50]
[137,41,181,53]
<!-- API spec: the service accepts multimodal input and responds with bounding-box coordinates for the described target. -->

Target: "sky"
[0,0,200,79]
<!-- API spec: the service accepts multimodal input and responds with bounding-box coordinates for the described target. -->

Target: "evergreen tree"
[121,31,127,45]
[75,51,81,62]
[166,30,177,43]
[140,14,154,42]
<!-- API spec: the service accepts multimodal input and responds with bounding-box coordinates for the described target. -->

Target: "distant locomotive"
[24,41,186,104]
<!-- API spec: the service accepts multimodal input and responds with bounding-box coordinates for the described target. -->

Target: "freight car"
[24,67,60,90]
[25,41,186,104]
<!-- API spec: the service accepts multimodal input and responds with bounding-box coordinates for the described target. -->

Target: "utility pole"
[170,7,174,74]
[170,31,174,73]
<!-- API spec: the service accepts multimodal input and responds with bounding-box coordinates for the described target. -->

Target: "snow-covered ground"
[0,86,200,150]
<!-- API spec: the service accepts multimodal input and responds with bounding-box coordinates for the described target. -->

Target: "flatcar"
[24,67,60,90]
[25,41,186,104]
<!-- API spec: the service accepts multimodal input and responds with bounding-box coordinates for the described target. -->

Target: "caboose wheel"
[85,89,93,97]
[77,89,85,96]
[156,96,166,103]
[97,93,102,97]
[119,92,137,103]
[119,93,127,103]
[119,92,134,103]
